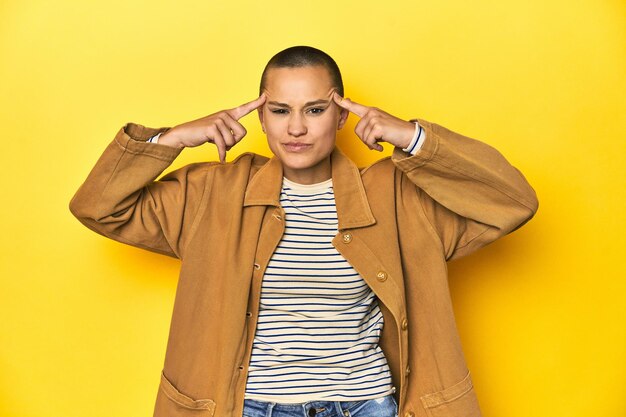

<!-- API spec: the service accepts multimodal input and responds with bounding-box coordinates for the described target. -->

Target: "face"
[258,65,348,184]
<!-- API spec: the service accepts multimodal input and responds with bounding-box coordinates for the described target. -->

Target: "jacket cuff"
[114,122,182,161]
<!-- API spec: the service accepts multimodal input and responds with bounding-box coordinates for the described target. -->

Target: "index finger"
[228,93,267,120]
[332,92,369,118]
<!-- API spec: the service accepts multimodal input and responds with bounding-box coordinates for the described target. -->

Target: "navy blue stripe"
[259,301,372,309]
[269,259,349,264]
[263,271,360,277]
[257,310,374,319]
[282,232,337,238]
[259,305,370,316]
[246,380,391,394]
[275,245,337,251]
[255,322,381,336]
[280,201,337,208]
[250,348,386,369]
[284,218,337,223]
[283,211,339,216]
[260,291,370,299]
[265,265,355,271]
[246,369,390,385]
[252,333,381,346]
[282,190,334,197]
[250,343,385,362]
[284,225,337,231]
[272,252,342,257]
[253,317,381,338]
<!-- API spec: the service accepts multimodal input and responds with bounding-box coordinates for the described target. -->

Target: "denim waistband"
[242,394,397,417]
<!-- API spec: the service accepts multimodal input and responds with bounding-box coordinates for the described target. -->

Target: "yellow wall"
[1,1,624,416]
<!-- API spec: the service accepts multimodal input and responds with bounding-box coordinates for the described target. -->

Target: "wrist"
[157,132,185,149]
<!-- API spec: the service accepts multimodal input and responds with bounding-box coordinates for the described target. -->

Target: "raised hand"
[332,92,415,152]
[158,94,266,162]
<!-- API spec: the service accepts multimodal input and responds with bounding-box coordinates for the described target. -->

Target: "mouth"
[282,142,312,152]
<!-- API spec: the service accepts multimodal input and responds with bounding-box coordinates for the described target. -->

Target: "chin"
[280,157,322,171]
[280,152,331,172]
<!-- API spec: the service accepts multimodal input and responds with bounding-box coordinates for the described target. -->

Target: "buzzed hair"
[259,46,344,96]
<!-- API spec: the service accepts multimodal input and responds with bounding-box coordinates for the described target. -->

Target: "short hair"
[259,46,344,96]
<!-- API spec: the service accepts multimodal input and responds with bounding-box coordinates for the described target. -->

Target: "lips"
[282,142,312,152]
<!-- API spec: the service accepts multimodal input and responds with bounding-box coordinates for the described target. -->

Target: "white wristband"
[147,132,163,144]
[402,122,425,155]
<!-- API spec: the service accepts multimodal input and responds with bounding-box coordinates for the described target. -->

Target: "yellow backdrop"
[1,1,624,416]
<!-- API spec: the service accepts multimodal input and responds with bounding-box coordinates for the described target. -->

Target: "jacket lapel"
[243,154,283,207]
[330,148,377,229]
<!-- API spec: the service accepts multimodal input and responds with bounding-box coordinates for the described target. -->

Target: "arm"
[333,93,538,261]
[69,95,266,259]
[69,122,210,259]
[392,119,538,260]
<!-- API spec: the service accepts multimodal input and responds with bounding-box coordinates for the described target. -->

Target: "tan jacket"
[69,119,538,417]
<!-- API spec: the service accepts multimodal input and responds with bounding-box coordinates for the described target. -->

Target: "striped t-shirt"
[243,177,395,403]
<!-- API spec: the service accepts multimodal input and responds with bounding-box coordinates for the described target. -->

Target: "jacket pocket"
[154,370,216,417]
[419,372,481,417]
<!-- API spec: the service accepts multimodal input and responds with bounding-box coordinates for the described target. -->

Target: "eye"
[307,107,326,115]
[270,108,289,115]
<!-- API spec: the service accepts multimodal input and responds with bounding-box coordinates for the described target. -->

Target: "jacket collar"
[243,147,376,230]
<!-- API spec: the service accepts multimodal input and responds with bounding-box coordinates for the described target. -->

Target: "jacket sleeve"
[69,122,212,259]
[391,119,539,261]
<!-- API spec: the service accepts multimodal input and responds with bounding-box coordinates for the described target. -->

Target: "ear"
[257,108,266,133]
[337,108,349,130]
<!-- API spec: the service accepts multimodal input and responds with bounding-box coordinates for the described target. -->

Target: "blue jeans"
[242,394,398,417]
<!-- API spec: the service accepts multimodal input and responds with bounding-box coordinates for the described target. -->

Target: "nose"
[287,113,307,137]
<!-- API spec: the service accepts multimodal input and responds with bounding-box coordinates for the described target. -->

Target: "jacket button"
[274,213,283,221]
[246,312,252,317]
[406,365,411,375]
[253,263,261,270]
[401,318,408,330]
[342,233,352,243]
[376,271,388,282]
[404,412,415,417]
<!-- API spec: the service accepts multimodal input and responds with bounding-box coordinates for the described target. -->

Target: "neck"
[282,159,331,185]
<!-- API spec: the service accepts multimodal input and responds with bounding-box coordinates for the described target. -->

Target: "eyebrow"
[267,99,330,108]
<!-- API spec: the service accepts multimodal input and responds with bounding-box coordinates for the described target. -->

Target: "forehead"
[264,66,334,99]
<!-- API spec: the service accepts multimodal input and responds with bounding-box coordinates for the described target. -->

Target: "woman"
[70,46,538,417]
